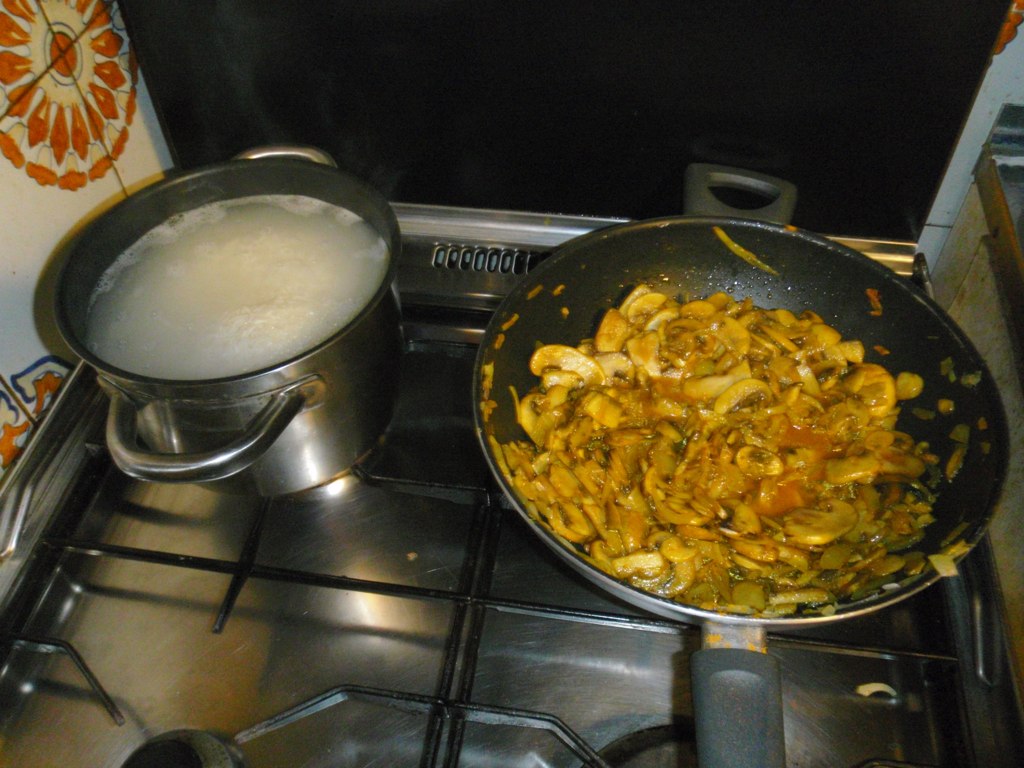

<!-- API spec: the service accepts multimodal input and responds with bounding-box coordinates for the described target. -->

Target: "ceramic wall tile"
[0,0,171,478]
[84,0,171,191]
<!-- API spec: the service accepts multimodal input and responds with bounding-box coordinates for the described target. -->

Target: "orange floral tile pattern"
[996,1,1024,55]
[0,385,31,473]
[0,0,137,190]
[11,356,69,417]
[0,356,70,476]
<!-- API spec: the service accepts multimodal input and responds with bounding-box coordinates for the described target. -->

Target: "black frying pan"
[472,217,1009,767]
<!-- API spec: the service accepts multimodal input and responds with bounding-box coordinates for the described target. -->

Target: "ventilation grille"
[430,244,543,275]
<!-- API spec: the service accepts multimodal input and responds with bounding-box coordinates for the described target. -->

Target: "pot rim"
[55,156,401,390]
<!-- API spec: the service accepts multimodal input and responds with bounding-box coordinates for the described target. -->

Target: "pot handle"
[104,382,309,484]
[683,163,797,224]
[232,145,338,167]
[691,624,786,768]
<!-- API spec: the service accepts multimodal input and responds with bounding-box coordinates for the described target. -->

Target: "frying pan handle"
[691,629,786,768]
[683,163,797,224]
[103,381,310,484]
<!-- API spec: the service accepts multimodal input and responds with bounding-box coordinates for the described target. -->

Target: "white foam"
[85,195,390,380]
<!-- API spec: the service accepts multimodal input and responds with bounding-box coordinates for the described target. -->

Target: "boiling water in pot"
[84,195,390,380]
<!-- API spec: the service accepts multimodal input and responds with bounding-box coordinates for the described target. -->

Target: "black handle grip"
[691,647,786,768]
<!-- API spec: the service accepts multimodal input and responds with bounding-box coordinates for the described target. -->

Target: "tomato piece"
[754,478,806,517]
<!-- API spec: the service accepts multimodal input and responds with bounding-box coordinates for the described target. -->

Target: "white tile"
[0,181,121,361]
[0,115,123,371]
[915,224,950,271]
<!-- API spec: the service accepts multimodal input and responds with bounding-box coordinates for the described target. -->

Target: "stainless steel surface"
[2,206,1021,767]
[0,364,106,572]
[392,202,920,316]
[103,375,311,484]
[231,145,339,168]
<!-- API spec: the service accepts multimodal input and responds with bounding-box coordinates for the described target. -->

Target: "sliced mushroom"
[498,283,939,617]
[682,361,751,402]
[529,344,605,387]
[877,449,927,479]
[837,340,865,364]
[618,284,654,316]
[594,308,631,352]
[623,291,669,321]
[895,371,924,400]
[517,392,544,444]
[645,306,681,331]
[548,461,582,498]
[678,299,718,319]
[541,369,584,390]
[825,453,880,485]
[626,331,663,377]
[716,316,751,355]
[659,535,699,563]
[760,323,799,353]
[542,500,595,543]
[844,363,896,418]
[783,500,858,546]
[611,550,669,579]
[729,501,764,534]
[735,445,784,477]
[581,391,623,429]
[809,322,842,348]
[713,378,772,414]
[595,352,633,379]
[795,361,821,395]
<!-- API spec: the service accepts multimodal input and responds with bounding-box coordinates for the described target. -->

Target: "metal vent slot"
[431,244,540,275]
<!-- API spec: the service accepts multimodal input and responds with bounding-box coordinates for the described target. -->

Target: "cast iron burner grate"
[596,721,699,767]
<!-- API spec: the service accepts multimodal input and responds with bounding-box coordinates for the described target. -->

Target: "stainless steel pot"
[54,148,402,496]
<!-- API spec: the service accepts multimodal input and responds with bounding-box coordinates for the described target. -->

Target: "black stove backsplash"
[119,1,1007,241]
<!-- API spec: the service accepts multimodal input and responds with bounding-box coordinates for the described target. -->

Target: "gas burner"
[597,721,698,767]
[122,730,242,768]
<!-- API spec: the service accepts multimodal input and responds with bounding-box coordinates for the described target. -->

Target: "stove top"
[0,206,1021,767]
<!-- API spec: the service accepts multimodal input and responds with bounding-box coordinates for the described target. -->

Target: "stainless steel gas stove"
[1,206,1022,767]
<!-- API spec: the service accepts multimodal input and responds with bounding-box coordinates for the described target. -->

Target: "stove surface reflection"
[0,330,1007,767]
